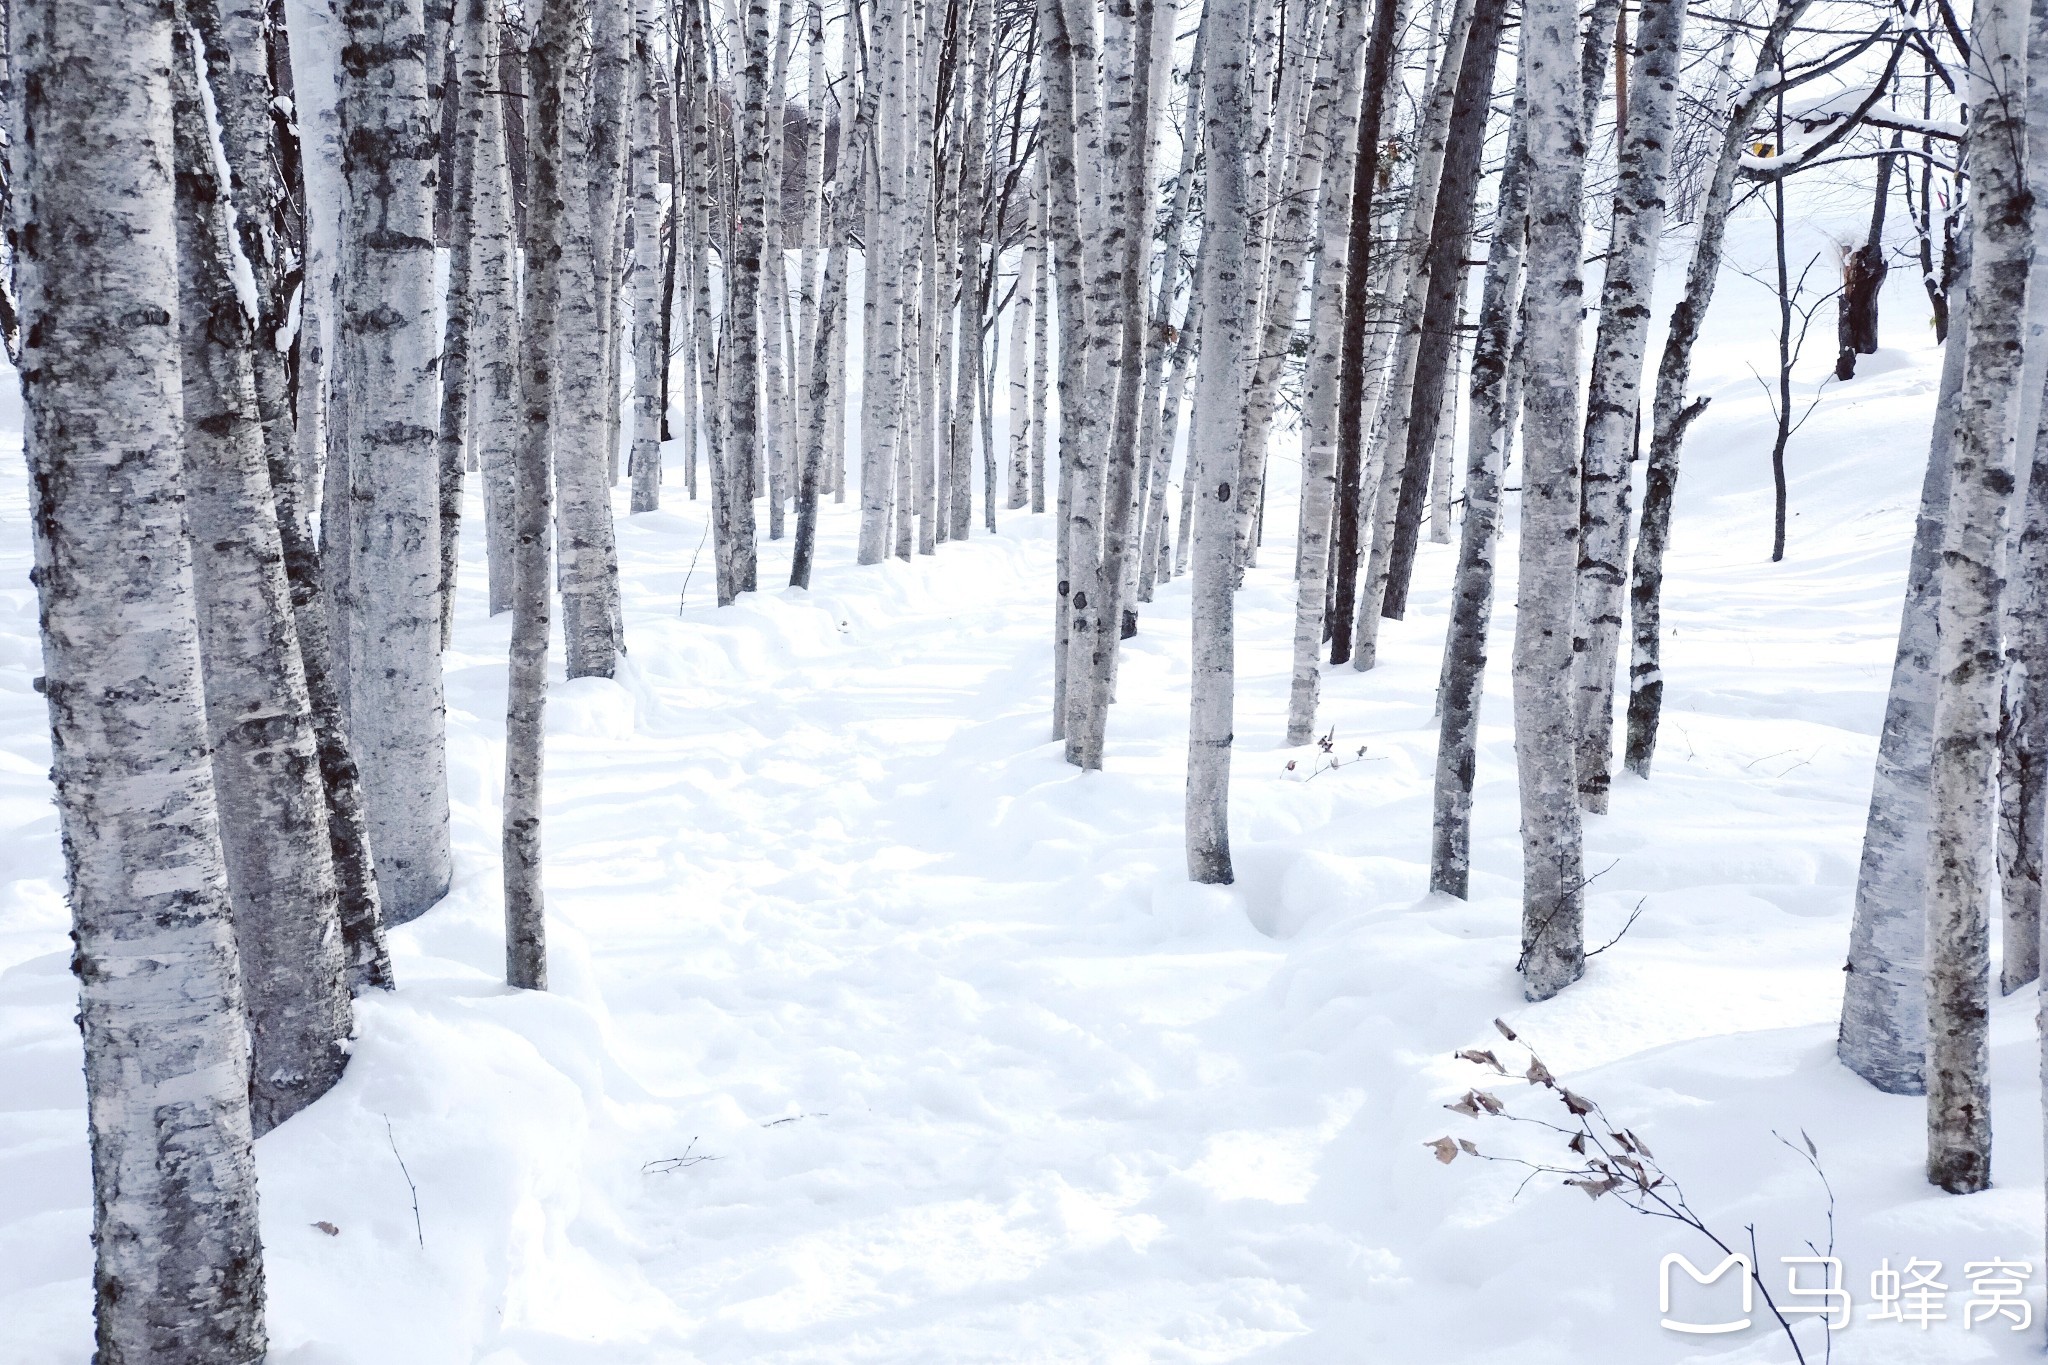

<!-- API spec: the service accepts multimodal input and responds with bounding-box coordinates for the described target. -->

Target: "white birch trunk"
[1284,0,1367,745]
[1926,0,2030,1195]
[1185,0,1255,882]
[16,1,267,1352]
[474,0,521,612]
[1569,0,1688,813]
[1511,0,1589,1001]
[336,0,454,922]
[173,15,355,1136]
[1009,245,1037,508]
[630,6,666,514]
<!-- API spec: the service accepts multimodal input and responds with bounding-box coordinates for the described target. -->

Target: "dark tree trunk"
[1377,0,1508,620]
[1327,0,1402,665]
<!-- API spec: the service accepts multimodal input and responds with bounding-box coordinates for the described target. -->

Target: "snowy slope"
[1,206,2042,1363]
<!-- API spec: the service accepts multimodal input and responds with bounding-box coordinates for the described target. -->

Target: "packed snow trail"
[4,241,2047,1361]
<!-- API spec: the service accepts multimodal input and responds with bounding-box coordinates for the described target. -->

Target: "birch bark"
[506,0,578,992]
[1926,0,2030,1194]
[16,0,268,1353]
[1569,0,1689,814]
[473,0,520,615]
[1185,0,1254,882]
[1283,0,1366,746]
[553,0,629,667]
[1326,0,1404,665]
[630,6,666,514]
[173,15,355,1135]
[436,0,480,649]
[1375,0,1508,622]
[193,0,392,990]
[1512,0,1590,1001]
[336,0,454,922]
[1347,0,1476,670]
[1429,62,1528,898]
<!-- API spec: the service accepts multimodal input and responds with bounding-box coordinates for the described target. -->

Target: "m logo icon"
[1661,1252,1753,1334]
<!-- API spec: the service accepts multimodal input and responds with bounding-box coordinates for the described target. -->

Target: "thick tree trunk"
[194,0,392,992]
[172,16,354,1136]
[335,0,454,923]
[1185,0,1255,883]
[553,0,629,669]
[1430,65,1528,898]
[2000,3,2048,1000]
[1051,0,1115,757]
[1512,0,1590,1001]
[1837,254,1968,1095]
[859,0,909,564]
[1926,0,2029,1196]
[1569,0,1689,814]
[16,1,268,1354]
[1070,0,1164,767]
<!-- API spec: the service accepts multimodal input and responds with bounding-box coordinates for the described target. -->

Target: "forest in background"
[7,0,2047,1358]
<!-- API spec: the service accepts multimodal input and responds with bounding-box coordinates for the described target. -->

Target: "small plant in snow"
[1429,1018,1836,1365]
[1283,727,1376,782]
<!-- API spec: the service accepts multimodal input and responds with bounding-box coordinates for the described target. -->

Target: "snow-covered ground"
[2,212,2042,1363]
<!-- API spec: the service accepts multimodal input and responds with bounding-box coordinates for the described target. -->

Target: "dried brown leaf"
[1494,1018,1519,1042]
[1457,1048,1508,1074]
[1427,1136,1460,1164]
[312,1221,340,1237]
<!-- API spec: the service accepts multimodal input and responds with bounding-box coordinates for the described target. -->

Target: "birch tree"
[1185,0,1255,883]
[190,0,392,990]
[1512,0,1591,1001]
[16,0,268,1353]
[1375,0,1509,624]
[471,0,521,616]
[630,5,667,514]
[554,0,630,669]
[335,0,454,923]
[1326,0,1405,666]
[1429,65,1527,897]
[1284,1,1366,744]
[506,0,581,993]
[1346,0,1476,671]
[1925,0,2029,1195]
[1568,0,1688,814]
[173,12,357,1135]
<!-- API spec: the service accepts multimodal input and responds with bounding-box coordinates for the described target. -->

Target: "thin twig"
[382,1113,423,1248]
